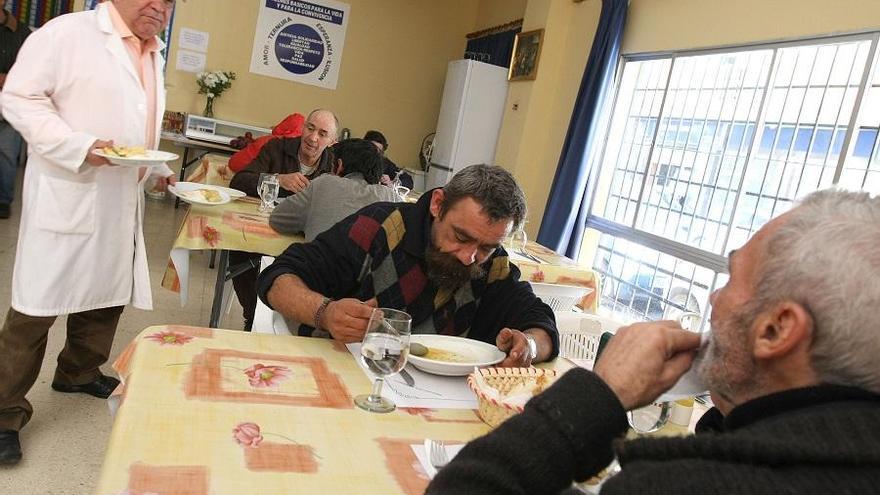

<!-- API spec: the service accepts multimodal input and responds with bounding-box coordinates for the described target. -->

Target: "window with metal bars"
[581,33,880,325]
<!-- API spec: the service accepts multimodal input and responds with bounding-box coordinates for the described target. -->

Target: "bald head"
[299,109,339,166]
[307,109,339,138]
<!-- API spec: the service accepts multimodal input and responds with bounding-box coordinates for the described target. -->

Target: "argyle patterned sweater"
[257,192,559,354]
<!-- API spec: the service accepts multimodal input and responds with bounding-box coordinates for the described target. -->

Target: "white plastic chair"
[530,282,593,312]
[554,312,625,369]
[252,256,291,335]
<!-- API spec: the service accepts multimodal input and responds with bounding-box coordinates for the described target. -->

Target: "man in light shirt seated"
[228,108,339,330]
[269,138,401,241]
[229,108,338,196]
[426,188,880,495]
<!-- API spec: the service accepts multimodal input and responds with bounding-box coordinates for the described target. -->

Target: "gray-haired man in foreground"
[428,188,880,494]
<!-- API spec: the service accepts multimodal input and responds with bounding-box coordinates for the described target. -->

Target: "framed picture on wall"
[508,29,544,81]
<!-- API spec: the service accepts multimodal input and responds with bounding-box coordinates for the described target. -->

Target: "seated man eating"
[257,164,558,366]
[427,188,880,494]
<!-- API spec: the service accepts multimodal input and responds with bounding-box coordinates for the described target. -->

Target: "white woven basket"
[467,367,558,427]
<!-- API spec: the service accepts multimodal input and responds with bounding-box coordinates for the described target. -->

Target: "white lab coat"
[0,4,172,316]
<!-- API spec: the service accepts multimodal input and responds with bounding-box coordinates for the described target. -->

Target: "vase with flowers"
[196,70,236,118]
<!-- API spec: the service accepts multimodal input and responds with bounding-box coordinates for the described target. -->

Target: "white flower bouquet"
[196,70,236,99]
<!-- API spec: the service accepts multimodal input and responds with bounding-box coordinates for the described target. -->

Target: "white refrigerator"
[426,59,509,190]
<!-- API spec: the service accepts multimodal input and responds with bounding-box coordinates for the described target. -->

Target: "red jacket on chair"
[228,113,305,172]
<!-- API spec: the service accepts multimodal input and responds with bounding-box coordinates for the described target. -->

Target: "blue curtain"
[536,0,628,258]
[465,28,520,68]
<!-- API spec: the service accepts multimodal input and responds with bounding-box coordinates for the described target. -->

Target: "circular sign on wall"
[249,0,349,89]
[275,24,325,75]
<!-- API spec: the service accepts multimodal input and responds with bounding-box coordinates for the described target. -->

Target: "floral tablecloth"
[161,199,305,305]
[511,241,600,312]
[96,326,491,495]
[161,192,598,313]
[184,154,235,187]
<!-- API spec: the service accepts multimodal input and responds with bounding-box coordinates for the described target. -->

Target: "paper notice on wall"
[249,0,350,90]
[178,28,210,52]
[175,50,207,73]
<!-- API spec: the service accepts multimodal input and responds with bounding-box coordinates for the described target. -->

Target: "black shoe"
[51,374,120,399]
[0,429,22,465]
[0,203,9,219]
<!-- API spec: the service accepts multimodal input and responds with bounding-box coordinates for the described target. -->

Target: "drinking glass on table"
[626,310,705,433]
[258,173,279,213]
[354,308,412,413]
[390,171,410,199]
[511,226,528,253]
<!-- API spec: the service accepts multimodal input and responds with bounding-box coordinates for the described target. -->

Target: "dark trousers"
[0,305,124,431]
[229,250,260,329]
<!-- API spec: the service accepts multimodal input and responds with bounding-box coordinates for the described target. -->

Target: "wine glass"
[511,227,528,253]
[389,171,410,199]
[627,401,672,434]
[394,185,410,199]
[258,173,279,213]
[626,311,704,433]
[354,308,412,413]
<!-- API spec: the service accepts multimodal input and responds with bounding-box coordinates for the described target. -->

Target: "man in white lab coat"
[0,0,177,465]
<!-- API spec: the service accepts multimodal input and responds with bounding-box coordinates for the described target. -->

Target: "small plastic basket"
[530,282,592,312]
[467,367,558,428]
[555,312,625,369]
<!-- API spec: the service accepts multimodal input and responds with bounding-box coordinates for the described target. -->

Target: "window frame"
[584,31,880,277]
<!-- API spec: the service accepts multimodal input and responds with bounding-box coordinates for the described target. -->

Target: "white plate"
[194,184,246,199]
[408,335,506,376]
[168,182,231,206]
[93,149,179,167]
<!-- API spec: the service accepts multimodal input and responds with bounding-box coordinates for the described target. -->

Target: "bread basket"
[467,367,558,427]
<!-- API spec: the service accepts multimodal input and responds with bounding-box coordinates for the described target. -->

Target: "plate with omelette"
[408,334,506,376]
[94,145,179,167]
[168,182,232,206]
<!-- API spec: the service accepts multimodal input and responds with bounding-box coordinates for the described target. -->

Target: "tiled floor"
[0,173,247,494]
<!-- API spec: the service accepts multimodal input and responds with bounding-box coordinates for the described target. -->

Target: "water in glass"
[361,333,408,376]
[627,311,706,433]
[258,173,279,213]
[510,227,528,253]
[354,308,411,413]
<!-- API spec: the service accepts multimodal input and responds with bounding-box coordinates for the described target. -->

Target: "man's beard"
[424,244,486,291]
[696,303,759,404]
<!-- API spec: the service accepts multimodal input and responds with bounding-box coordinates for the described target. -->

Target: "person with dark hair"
[0,6,30,219]
[362,129,387,150]
[269,138,400,241]
[257,164,557,366]
[363,129,414,190]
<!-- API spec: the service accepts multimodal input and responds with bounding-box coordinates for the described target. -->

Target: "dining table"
[96,325,702,494]
[162,209,600,329]
[162,162,600,327]
[160,197,304,328]
[96,325,495,495]
[506,240,600,312]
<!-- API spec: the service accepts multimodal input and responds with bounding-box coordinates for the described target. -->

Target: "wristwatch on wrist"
[524,334,538,360]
